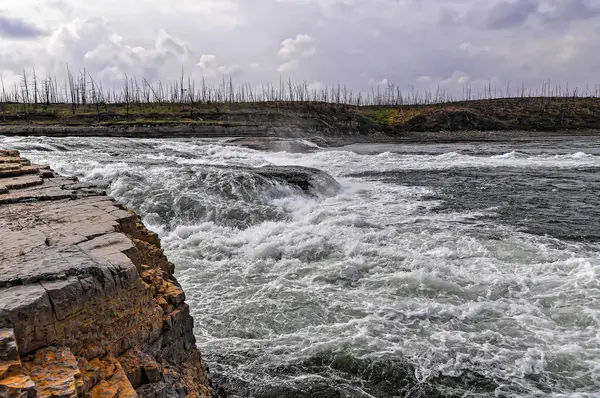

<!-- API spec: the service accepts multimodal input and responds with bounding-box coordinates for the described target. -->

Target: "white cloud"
[217,64,242,77]
[275,34,316,76]
[368,78,389,86]
[441,71,470,86]
[276,59,300,73]
[197,55,242,78]
[278,34,316,59]
[198,54,218,70]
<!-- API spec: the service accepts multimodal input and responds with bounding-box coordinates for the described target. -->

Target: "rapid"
[2,135,600,397]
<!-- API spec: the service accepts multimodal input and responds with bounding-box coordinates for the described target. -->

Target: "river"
[2,135,600,397]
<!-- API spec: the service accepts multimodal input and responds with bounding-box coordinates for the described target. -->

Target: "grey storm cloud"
[0,15,45,39]
[485,0,600,29]
[541,0,600,24]
[485,0,540,29]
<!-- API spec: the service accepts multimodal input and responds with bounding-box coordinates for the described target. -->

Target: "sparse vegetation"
[0,68,599,133]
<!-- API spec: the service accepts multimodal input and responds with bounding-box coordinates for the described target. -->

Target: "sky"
[1,0,599,97]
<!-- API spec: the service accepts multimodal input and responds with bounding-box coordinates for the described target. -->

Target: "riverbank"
[0,149,223,397]
[1,98,599,141]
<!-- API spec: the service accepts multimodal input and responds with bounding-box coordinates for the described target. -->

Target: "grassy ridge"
[0,97,599,133]
[359,97,600,132]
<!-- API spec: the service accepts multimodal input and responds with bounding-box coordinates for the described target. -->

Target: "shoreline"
[1,124,600,147]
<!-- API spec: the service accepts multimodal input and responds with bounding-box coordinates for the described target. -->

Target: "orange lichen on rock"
[22,347,83,397]
[86,355,137,398]
[0,329,38,397]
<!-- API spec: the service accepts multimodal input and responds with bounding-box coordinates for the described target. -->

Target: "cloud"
[438,7,460,26]
[197,54,242,78]
[0,0,598,98]
[278,34,316,59]
[198,54,218,70]
[275,34,316,75]
[368,78,389,86]
[479,0,600,30]
[441,71,471,86]
[217,64,242,77]
[0,15,45,39]
[485,0,540,29]
[276,59,300,73]
[539,0,600,24]
[459,42,493,57]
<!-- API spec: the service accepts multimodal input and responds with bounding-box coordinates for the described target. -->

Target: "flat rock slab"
[0,163,21,171]
[0,151,139,339]
[1,174,43,190]
[0,157,22,164]
[0,165,40,178]
[0,175,105,204]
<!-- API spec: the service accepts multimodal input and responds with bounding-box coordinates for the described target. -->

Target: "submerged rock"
[187,164,340,198]
[0,150,224,397]
[251,165,340,196]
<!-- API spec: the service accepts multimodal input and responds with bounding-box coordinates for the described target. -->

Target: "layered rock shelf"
[0,150,219,397]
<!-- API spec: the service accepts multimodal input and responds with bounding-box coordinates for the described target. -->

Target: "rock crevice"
[0,150,220,397]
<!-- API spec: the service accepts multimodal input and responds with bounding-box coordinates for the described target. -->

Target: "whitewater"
[2,135,600,397]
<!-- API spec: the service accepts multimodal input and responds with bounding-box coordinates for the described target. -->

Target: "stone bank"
[0,150,220,397]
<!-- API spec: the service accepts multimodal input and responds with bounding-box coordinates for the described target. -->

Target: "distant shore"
[1,97,599,144]
[1,124,600,145]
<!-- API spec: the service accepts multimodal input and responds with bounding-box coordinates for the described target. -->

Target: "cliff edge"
[0,149,221,397]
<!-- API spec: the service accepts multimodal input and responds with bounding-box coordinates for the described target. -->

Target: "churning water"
[2,135,600,397]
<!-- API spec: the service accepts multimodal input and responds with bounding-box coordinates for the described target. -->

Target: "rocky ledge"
[0,150,221,397]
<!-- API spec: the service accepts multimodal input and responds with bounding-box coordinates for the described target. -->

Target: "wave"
[258,149,600,177]
[30,156,341,230]
[4,135,600,177]
[491,151,529,159]
[492,150,596,161]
